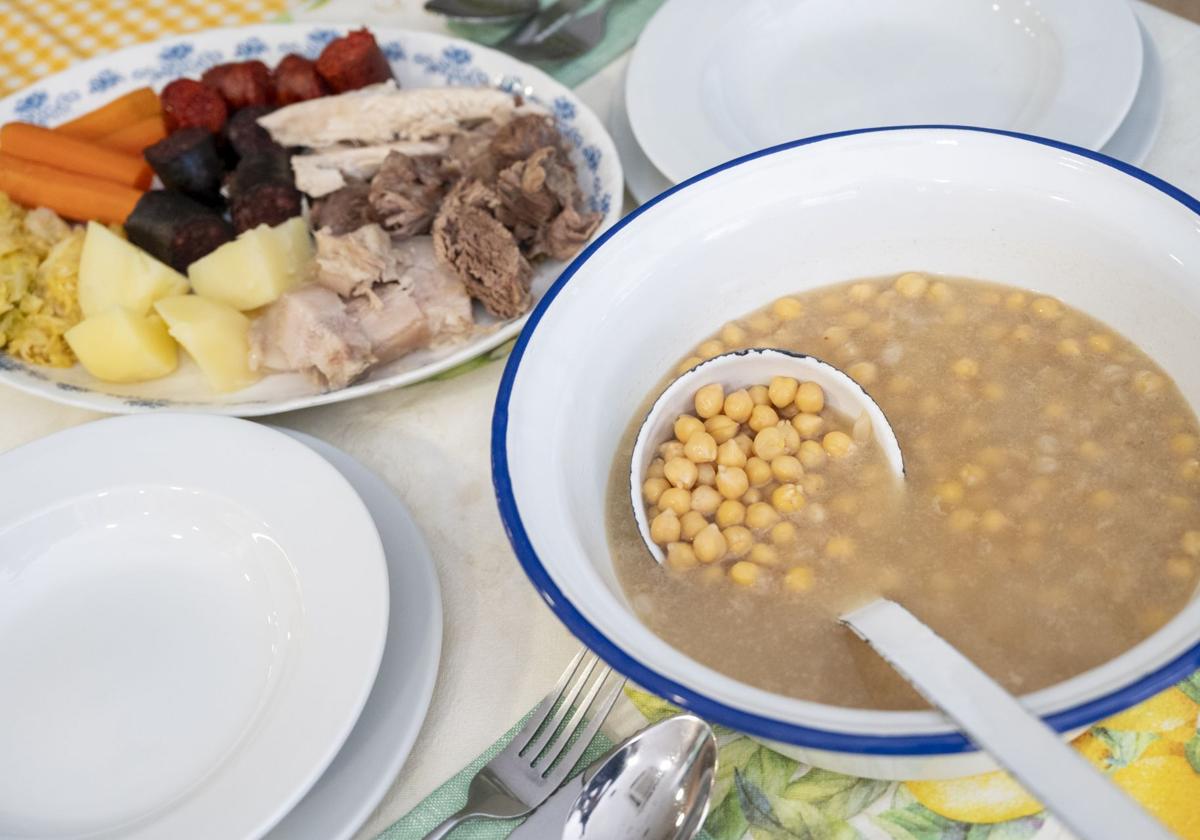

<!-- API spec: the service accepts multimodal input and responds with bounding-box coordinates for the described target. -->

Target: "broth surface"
[607,275,1200,709]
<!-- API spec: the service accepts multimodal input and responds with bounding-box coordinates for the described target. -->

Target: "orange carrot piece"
[0,153,143,225]
[1,122,153,189]
[56,87,160,140]
[98,114,168,155]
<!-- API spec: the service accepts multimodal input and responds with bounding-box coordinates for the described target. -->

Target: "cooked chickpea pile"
[610,271,1200,709]
[643,377,875,590]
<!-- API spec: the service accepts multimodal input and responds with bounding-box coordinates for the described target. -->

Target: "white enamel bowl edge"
[493,127,1200,779]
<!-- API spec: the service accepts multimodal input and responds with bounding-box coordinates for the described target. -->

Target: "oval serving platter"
[0,24,622,416]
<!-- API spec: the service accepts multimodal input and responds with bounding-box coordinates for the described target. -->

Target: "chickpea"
[792,412,825,439]
[980,509,1009,533]
[768,376,799,408]
[805,502,827,524]
[771,454,804,483]
[848,282,876,302]
[720,322,747,346]
[1167,557,1194,580]
[822,431,855,458]
[795,382,825,413]
[1087,333,1114,353]
[733,433,754,456]
[1005,292,1026,310]
[664,456,698,489]
[684,430,718,463]
[844,308,872,329]
[959,463,987,487]
[674,414,705,444]
[847,361,878,385]
[822,325,851,346]
[1078,440,1103,460]
[693,523,728,563]
[1011,324,1035,342]
[694,383,725,418]
[747,312,776,335]
[772,297,804,320]
[1172,434,1198,455]
[745,502,781,530]
[1132,370,1164,396]
[771,483,806,514]
[1030,296,1062,319]
[717,439,747,468]
[895,272,929,298]
[753,426,786,460]
[697,339,724,360]
[705,414,740,444]
[873,289,898,309]
[1182,459,1200,481]
[647,458,666,479]
[696,463,716,486]
[666,542,698,570]
[680,510,708,540]
[742,487,763,504]
[934,480,964,506]
[691,485,722,515]
[723,525,754,558]
[801,473,827,496]
[952,357,979,379]
[748,384,770,406]
[748,404,780,432]
[749,544,779,567]
[780,423,801,453]
[928,281,953,303]
[982,382,1005,401]
[798,439,828,470]
[745,457,772,487]
[825,536,855,558]
[660,440,685,461]
[716,465,750,500]
[1057,338,1082,358]
[643,477,669,504]
[1182,531,1200,557]
[658,487,692,516]
[716,499,746,528]
[729,560,761,586]
[649,510,681,544]
[723,389,754,423]
[676,356,702,375]
[770,521,798,545]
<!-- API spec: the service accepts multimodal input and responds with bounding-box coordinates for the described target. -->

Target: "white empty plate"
[0,416,389,840]
[263,429,441,840]
[627,0,1143,183]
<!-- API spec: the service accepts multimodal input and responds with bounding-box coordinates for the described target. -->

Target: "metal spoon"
[630,348,1172,838]
[630,348,903,565]
[423,0,537,25]
[510,714,717,840]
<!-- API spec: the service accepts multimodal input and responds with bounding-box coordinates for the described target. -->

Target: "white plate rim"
[0,415,390,839]
[263,428,442,840]
[626,0,1143,183]
[0,23,623,417]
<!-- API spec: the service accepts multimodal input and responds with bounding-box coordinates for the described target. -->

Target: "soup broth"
[607,274,1200,709]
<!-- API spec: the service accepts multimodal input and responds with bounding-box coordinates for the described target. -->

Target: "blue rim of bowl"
[491,124,1200,755]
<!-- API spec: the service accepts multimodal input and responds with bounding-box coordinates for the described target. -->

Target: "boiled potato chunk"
[188,217,313,311]
[65,308,178,383]
[78,222,189,318]
[154,295,260,393]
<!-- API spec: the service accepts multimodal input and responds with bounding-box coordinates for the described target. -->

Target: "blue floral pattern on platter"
[0,24,620,414]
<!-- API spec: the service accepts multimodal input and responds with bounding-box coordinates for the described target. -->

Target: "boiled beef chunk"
[432,179,531,319]
[490,114,563,169]
[494,147,601,260]
[310,182,378,234]
[368,151,453,238]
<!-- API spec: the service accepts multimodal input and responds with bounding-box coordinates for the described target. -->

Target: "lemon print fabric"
[627,671,1200,840]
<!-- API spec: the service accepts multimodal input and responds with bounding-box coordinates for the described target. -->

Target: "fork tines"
[509,649,622,784]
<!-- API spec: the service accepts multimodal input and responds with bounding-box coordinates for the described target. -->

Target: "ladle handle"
[842,599,1172,840]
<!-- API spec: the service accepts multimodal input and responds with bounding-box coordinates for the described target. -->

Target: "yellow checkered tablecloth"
[1,0,291,96]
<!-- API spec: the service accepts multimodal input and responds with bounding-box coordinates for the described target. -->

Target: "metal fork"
[498,0,613,62]
[420,649,624,839]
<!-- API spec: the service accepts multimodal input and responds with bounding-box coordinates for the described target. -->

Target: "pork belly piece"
[314,223,406,299]
[346,283,431,364]
[257,82,521,148]
[432,179,532,319]
[310,182,378,235]
[249,284,374,390]
[392,236,474,341]
[369,151,455,238]
[291,139,447,197]
[494,146,601,261]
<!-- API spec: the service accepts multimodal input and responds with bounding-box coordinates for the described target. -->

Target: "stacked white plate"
[613,0,1165,204]
[0,416,441,840]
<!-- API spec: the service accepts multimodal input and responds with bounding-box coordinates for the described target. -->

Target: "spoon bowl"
[564,714,717,840]
[630,348,904,564]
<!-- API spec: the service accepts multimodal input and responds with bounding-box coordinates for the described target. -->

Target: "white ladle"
[630,349,1171,840]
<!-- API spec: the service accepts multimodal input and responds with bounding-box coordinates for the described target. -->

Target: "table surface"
[1,2,1199,838]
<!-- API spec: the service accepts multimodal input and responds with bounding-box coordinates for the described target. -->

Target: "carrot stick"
[1,122,153,190]
[56,87,160,140]
[0,153,143,225]
[98,114,168,155]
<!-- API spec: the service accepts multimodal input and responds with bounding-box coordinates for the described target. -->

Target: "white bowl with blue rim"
[491,125,1200,779]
